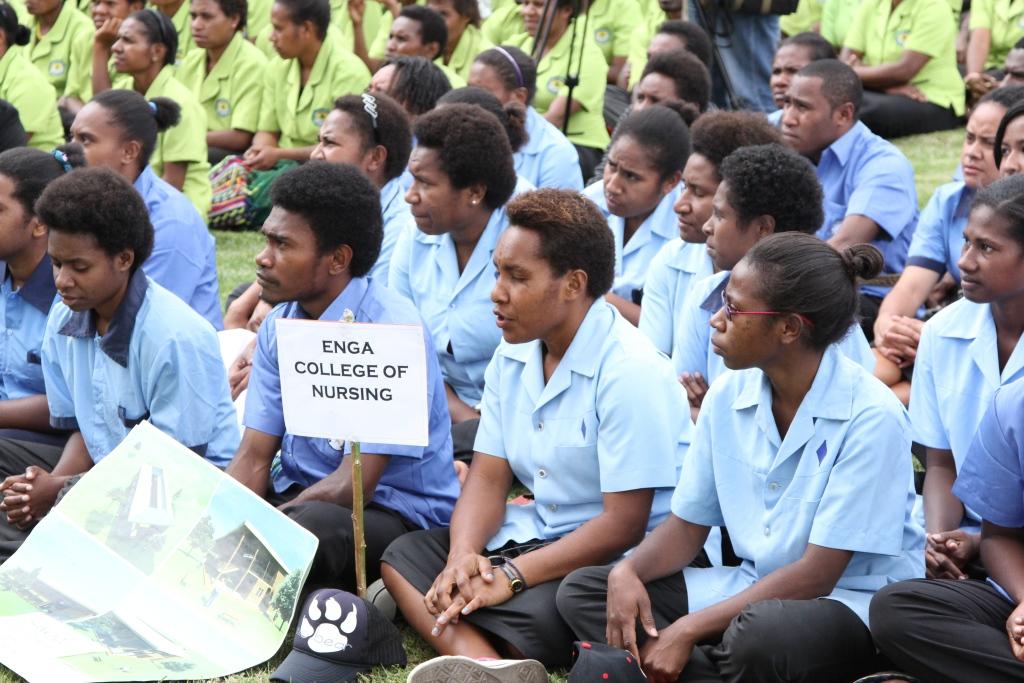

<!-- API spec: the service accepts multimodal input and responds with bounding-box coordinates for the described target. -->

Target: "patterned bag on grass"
[208,157,298,230]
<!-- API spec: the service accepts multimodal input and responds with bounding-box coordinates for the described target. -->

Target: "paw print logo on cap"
[299,593,360,653]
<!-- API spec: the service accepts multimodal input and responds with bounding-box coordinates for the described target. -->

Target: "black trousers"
[556,565,884,682]
[871,578,1024,683]
[859,91,962,139]
[0,434,65,481]
[269,487,419,592]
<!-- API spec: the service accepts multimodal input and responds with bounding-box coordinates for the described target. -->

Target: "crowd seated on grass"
[2,0,1024,679]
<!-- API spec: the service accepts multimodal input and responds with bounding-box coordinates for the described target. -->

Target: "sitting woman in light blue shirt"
[582,102,692,326]
[557,233,924,683]
[389,103,518,426]
[673,143,875,421]
[382,189,686,678]
[909,174,1024,583]
[873,87,1024,404]
[0,168,239,562]
[0,147,84,461]
[640,110,782,355]
[69,89,223,329]
[468,45,583,191]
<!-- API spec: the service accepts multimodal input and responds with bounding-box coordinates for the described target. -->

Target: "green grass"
[0,128,963,683]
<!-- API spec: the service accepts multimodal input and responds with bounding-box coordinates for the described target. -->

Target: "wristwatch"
[498,562,526,594]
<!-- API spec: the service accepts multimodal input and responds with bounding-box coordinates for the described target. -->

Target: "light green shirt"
[481,2,523,46]
[513,28,609,149]
[779,0,825,35]
[176,31,266,133]
[144,65,212,215]
[166,0,196,64]
[64,38,132,102]
[246,0,273,39]
[969,0,1024,70]
[330,0,385,53]
[440,23,490,81]
[585,0,640,63]
[257,30,370,148]
[626,0,667,90]
[27,1,94,96]
[821,0,863,46]
[844,0,964,115]
[0,47,63,150]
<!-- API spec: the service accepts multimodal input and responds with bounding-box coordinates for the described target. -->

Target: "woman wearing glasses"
[670,143,874,422]
[556,232,924,683]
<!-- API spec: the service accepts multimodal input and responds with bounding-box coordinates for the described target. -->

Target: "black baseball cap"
[270,588,406,683]
[567,640,647,682]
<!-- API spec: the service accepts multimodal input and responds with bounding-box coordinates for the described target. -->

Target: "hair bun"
[13,24,29,45]
[840,243,884,281]
[660,99,699,127]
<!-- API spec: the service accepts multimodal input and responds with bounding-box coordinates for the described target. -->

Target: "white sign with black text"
[276,318,429,447]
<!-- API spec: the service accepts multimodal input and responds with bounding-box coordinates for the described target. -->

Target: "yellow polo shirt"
[167,0,196,64]
[779,0,825,35]
[144,65,212,215]
[821,0,863,46]
[176,31,266,133]
[0,48,63,149]
[64,38,132,102]
[585,0,640,64]
[969,0,1024,70]
[257,30,370,148]
[625,2,667,89]
[27,1,94,96]
[440,23,490,81]
[481,2,523,46]
[246,0,272,39]
[844,0,965,116]
[513,28,609,150]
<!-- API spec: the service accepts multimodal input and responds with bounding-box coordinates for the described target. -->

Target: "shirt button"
[449,303,456,309]
[763,526,771,537]
[548,503,558,511]
[536,421,543,431]
[537,468,547,478]
[769,482,780,491]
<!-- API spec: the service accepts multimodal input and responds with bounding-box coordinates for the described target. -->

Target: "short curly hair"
[269,162,382,276]
[35,168,154,271]
[640,49,710,113]
[414,103,516,210]
[690,110,782,180]
[332,92,412,182]
[719,143,823,232]
[505,189,615,299]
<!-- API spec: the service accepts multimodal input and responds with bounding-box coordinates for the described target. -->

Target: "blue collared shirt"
[0,255,57,400]
[243,276,459,529]
[905,180,971,283]
[476,299,685,549]
[583,180,682,302]
[516,107,584,191]
[388,205,511,406]
[368,177,412,285]
[639,239,714,355]
[814,121,918,298]
[42,270,240,465]
[134,166,223,329]
[671,271,875,382]
[673,345,924,625]
[910,297,1024,523]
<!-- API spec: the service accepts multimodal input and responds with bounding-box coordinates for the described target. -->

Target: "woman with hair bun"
[111,9,210,214]
[557,233,924,683]
[0,2,63,151]
[583,102,692,325]
[469,45,583,191]
[68,89,223,329]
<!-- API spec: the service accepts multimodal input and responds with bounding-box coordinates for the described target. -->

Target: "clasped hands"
[423,551,514,637]
[0,467,65,530]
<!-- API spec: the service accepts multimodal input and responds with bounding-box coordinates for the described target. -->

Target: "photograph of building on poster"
[0,424,317,682]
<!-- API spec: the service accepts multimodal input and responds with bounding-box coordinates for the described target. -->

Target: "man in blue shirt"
[780,59,918,338]
[0,168,239,561]
[226,162,459,590]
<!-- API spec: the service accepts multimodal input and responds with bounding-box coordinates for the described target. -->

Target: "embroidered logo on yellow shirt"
[594,28,612,44]
[215,98,232,118]
[48,59,66,77]
[546,76,565,94]
[312,108,329,126]
[893,28,910,47]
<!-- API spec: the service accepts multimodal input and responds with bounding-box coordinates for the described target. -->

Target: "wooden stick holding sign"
[341,309,369,599]
[275,310,430,601]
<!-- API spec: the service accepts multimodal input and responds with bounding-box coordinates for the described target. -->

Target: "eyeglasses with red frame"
[720,290,815,328]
